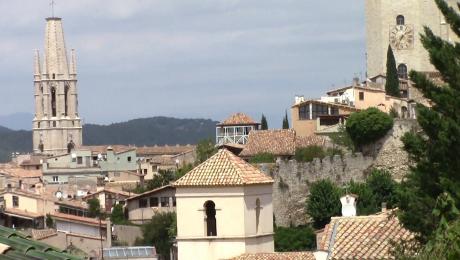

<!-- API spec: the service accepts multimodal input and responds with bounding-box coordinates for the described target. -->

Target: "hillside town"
[0,0,459,259]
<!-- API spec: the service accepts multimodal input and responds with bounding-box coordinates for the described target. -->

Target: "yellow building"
[174,149,274,260]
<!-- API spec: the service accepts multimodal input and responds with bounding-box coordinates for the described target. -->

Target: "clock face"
[390,25,414,50]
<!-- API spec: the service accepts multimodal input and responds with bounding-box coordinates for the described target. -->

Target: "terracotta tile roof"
[31,229,57,240]
[149,155,176,165]
[51,212,106,227]
[83,188,131,199]
[240,129,296,157]
[218,113,259,126]
[174,149,273,187]
[126,185,175,201]
[231,252,316,260]
[0,168,42,178]
[80,145,135,155]
[136,145,195,156]
[319,210,414,260]
[239,130,327,157]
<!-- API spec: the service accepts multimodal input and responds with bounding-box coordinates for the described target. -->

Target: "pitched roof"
[319,210,414,260]
[231,252,316,260]
[239,130,327,157]
[126,185,174,201]
[31,229,58,240]
[174,149,273,187]
[0,168,42,178]
[83,188,131,199]
[0,225,81,259]
[218,113,259,126]
[51,212,107,227]
[240,129,296,157]
[136,145,195,156]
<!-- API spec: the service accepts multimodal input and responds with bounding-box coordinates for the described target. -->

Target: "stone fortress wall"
[257,119,419,227]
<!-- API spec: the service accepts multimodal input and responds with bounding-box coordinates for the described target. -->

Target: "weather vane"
[50,0,56,17]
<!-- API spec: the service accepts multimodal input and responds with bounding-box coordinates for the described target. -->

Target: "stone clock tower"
[32,17,82,155]
[365,0,459,78]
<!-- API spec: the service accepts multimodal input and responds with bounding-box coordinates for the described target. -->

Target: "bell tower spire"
[33,16,82,155]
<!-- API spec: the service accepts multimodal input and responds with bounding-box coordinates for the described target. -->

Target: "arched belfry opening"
[51,87,57,117]
[204,200,217,236]
[64,85,69,116]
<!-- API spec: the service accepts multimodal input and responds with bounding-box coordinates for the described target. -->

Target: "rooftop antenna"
[50,0,56,17]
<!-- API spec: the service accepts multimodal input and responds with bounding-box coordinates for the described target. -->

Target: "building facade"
[32,17,82,155]
[365,0,459,78]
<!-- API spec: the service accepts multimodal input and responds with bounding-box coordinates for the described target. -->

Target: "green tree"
[385,45,401,97]
[274,226,316,252]
[261,114,268,130]
[146,169,175,190]
[138,212,176,259]
[346,181,378,215]
[306,179,342,229]
[398,0,460,243]
[249,153,275,163]
[45,213,54,228]
[346,107,393,146]
[88,198,102,218]
[367,169,399,209]
[282,110,289,129]
[295,146,326,162]
[196,138,217,163]
[110,204,126,224]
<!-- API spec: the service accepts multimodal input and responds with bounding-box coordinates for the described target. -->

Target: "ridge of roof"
[218,113,259,126]
[174,149,273,187]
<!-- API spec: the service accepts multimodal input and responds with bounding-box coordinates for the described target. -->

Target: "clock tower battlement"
[33,17,82,155]
[365,0,458,79]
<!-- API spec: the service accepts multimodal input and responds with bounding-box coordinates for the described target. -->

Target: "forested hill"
[0,117,218,162]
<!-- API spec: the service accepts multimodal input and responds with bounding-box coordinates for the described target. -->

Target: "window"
[64,86,69,116]
[255,198,261,234]
[398,64,408,79]
[127,156,132,162]
[143,169,147,175]
[77,156,83,164]
[396,15,405,26]
[52,176,59,183]
[204,200,217,236]
[312,104,328,119]
[359,92,364,101]
[12,196,19,207]
[160,197,169,207]
[150,197,159,207]
[37,122,41,128]
[53,121,56,127]
[330,107,339,115]
[172,197,176,207]
[298,105,310,120]
[51,87,57,117]
[139,198,148,208]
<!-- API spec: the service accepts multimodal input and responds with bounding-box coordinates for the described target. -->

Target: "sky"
[0,0,366,127]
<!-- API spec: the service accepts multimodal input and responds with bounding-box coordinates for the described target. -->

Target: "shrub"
[111,204,127,224]
[346,181,378,215]
[345,107,393,146]
[367,169,399,209]
[274,226,316,252]
[306,179,342,229]
[249,153,275,163]
[46,213,54,228]
[295,146,326,162]
[138,212,176,259]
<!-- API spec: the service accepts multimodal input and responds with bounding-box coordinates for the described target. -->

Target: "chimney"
[381,202,387,213]
[352,77,360,86]
[340,194,357,217]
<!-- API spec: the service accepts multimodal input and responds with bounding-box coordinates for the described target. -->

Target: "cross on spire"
[50,0,56,17]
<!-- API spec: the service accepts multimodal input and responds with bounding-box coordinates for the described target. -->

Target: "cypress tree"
[398,0,460,244]
[385,45,401,97]
[261,114,268,130]
[282,110,289,129]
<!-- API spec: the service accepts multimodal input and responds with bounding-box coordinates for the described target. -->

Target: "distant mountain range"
[0,116,218,162]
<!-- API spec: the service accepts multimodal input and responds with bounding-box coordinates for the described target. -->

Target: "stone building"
[365,0,459,78]
[32,17,82,155]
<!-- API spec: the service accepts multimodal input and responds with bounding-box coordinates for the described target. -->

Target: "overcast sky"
[0,0,365,127]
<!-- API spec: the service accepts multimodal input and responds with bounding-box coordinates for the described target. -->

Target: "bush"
[274,226,316,252]
[346,107,393,146]
[110,204,127,224]
[138,212,176,259]
[346,181,378,215]
[306,179,342,229]
[367,169,399,209]
[249,153,275,163]
[46,214,54,228]
[88,198,102,218]
[295,146,326,162]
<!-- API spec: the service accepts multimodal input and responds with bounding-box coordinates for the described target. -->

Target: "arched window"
[204,201,217,236]
[51,87,57,117]
[255,198,261,234]
[396,15,405,26]
[40,86,44,116]
[398,64,408,79]
[64,86,69,116]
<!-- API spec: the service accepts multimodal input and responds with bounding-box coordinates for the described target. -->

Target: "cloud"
[0,0,366,127]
